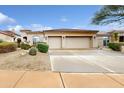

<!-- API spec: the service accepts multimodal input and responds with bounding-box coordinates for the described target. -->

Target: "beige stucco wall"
[20,32,27,37]
[21,34,44,45]
[62,36,66,48]
[92,35,98,48]
[0,34,13,42]
[96,37,103,48]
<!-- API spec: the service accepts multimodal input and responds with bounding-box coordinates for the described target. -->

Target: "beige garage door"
[65,37,90,48]
[48,36,62,49]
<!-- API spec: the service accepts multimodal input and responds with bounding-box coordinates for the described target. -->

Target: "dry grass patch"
[0,49,51,71]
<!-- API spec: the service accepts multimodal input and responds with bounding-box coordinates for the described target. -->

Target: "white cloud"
[7,24,53,33]
[60,17,68,22]
[43,26,53,30]
[0,12,16,24]
[8,25,23,31]
[73,24,124,32]
[72,26,84,29]
[27,24,53,31]
[7,25,23,34]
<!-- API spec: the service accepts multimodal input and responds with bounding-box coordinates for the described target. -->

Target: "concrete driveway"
[49,49,124,73]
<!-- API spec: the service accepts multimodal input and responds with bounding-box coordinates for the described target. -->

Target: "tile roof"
[20,28,99,33]
[0,31,20,37]
[44,28,99,32]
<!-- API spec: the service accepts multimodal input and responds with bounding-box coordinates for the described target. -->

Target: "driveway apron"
[49,50,124,73]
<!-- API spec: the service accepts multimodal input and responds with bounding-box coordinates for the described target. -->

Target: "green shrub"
[0,42,17,53]
[0,39,3,43]
[108,43,124,51]
[37,42,47,44]
[20,43,31,50]
[29,47,37,56]
[33,42,47,47]
[36,43,49,53]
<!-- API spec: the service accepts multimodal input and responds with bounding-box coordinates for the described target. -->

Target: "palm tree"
[91,5,124,25]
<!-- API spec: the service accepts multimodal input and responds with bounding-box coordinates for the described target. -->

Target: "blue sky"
[0,5,117,32]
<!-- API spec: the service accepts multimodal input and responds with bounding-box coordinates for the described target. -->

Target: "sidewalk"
[0,70,124,88]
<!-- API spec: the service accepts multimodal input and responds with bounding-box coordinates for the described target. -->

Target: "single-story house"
[108,30,124,43]
[20,29,99,49]
[0,30,20,42]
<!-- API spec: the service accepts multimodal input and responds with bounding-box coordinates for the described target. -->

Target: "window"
[32,36,40,44]
[103,37,109,46]
[119,36,124,42]
[23,36,27,41]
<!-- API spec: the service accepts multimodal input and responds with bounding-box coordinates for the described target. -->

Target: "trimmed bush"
[0,39,3,43]
[36,43,49,53]
[108,43,124,51]
[33,42,47,47]
[29,47,37,56]
[0,42,17,53]
[20,43,31,50]
[37,42,47,44]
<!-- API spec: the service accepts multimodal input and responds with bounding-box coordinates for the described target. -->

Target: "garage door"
[48,36,62,49]
[65,37,90,48]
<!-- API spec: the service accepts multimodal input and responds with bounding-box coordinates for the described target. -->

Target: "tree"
[91,5,124,25]
[17,38,21,48]
[112,32,119,42]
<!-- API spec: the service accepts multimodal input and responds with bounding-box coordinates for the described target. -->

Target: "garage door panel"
[65,37,90,48]
[48,37,62,49]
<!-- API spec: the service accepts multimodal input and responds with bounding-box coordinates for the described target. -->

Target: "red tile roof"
[0,31,20,37]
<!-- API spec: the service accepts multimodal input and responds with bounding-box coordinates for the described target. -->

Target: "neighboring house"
[96,31,109,48]
[20,29,99,49]
[108,30,124,43]
[0,30,20,42]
